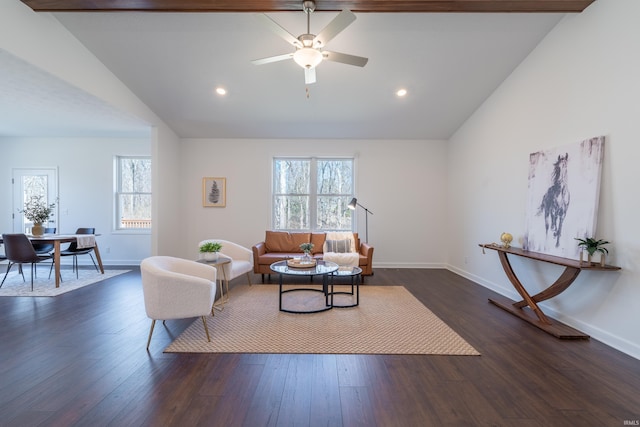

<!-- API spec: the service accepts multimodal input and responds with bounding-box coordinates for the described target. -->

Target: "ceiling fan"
[251,0,368,84]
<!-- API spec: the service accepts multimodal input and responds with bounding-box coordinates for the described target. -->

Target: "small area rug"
[0,269,129,297]
[164,284,480,355]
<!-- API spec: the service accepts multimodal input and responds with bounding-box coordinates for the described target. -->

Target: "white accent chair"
[140,256,217,350]
[198,239,253,287]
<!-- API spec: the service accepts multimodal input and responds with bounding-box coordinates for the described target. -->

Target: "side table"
[479,243,620,339]
[331,266,362,308]
[197,256,231,310]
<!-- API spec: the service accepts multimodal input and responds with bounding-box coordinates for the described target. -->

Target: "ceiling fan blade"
[305,67,316,84]
[251,53,294,65]
[323,51,368,67]
[313,9,356,47]
[255,14,302,47]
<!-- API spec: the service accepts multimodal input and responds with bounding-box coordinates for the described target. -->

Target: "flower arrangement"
[20,195,56,224]
[299,242,314,254]
[199,241,223,253]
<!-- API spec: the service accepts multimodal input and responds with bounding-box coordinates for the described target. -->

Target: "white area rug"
[165,284,480,355]
[0,268,129,297]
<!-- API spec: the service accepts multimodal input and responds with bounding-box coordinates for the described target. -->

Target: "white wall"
[180,138,449,266]
[447,0,640,358]
[0,137,152,265]
[1,0,182,259]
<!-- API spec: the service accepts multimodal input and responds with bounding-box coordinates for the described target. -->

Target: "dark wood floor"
[0,267,638,426]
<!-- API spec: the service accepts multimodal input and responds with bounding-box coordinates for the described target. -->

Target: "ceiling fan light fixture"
[293,47,323,69]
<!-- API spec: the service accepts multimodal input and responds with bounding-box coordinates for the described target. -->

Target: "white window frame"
[115,156,152,232]
[272,157,355,232]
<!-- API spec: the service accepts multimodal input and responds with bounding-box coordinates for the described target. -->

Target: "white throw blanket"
[323,231,359,267]
[324,231,356,253]
[75,234,96,249]
[323,251,360,267]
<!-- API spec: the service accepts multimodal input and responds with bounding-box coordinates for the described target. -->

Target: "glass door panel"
[12,168,58,233]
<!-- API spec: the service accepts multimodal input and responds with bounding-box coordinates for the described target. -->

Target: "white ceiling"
[0,49,151,138]
[1,11,565,139]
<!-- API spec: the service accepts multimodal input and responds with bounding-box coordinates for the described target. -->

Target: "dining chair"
[0,244,7,276]
[1,233,54,290]
[55,227,98,279]
[32,227,56,255]
[31,228,58,280]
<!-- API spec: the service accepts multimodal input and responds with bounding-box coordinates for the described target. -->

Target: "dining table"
[0,234,104,288]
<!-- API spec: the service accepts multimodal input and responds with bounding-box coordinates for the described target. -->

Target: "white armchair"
[198,239,253,286]
[140,256,217,350]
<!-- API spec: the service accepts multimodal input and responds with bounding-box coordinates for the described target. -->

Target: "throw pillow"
[325,239,352,253]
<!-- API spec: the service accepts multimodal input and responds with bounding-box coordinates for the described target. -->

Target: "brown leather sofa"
[252,231,374,281]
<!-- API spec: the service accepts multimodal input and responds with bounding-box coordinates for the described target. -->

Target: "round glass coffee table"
[270,260,339,314]
[331,266,362,308]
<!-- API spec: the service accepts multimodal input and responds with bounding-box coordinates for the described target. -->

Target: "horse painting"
[537,153,570,247]
[524,137,604,259]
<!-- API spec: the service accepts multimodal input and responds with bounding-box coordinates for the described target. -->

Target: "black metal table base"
[330,274,360,308]
[278,271,361,313]
[279,274,334,314]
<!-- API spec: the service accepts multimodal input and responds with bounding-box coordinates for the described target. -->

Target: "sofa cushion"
[264,231,311,253]
[310,233,326,254]
[325,239,352,253]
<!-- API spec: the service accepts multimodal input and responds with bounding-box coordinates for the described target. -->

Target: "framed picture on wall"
[523,136,605,259]
[202,177,226,207]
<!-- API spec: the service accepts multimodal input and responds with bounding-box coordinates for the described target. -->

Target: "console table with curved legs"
[479,243,621,339]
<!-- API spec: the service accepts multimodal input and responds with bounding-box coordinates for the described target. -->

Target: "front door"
[12,168,59,233]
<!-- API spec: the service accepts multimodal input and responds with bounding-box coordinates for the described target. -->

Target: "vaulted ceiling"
[2,0,595,139]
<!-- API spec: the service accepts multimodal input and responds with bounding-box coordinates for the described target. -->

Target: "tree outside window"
[273,158,354,231]
[116,156,151,230]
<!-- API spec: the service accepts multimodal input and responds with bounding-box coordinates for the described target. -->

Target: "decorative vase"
[600,253,606,267]
[301,251,312,263]
[31,223,44,236]
[204,252,218,261]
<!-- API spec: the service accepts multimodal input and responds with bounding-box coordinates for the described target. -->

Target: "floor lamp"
[348,197,373,243]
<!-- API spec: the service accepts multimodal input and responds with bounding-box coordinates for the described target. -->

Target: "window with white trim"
[273,157,354,231]
[115,156,151,230]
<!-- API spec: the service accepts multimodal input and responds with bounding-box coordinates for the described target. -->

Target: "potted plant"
[575,237,610,266]
[299,242,314,262]
[19,195,57,236]
[199,241,223,261]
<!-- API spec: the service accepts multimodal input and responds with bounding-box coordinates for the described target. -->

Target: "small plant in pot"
[299,242,314,263]
[199,241,223,261]
[19,195,57,236]
[575,237,609,266]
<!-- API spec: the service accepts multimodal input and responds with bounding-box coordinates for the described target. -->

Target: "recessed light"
[396,88,407,97]
[215,87,227,95]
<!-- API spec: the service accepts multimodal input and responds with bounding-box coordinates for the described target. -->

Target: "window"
[115,156,151,230]
[273,157,354,231]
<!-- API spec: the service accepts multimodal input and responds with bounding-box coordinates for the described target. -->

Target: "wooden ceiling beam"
[20,0,596,13]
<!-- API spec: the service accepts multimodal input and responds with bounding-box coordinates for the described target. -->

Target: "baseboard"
[372,262,446,269]
[445,263,640,361]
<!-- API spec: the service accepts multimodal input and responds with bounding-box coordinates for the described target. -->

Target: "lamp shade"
[293,47,323,69]
[348,198,357,210]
